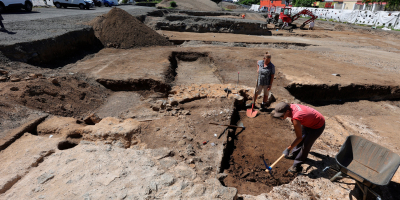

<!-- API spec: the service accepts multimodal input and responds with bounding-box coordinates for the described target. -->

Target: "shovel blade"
[246,108,257,118]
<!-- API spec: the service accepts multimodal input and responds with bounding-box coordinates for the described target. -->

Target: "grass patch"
[222,7,232,11]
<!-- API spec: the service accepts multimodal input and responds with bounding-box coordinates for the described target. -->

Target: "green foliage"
[318,2,325,8]
[292,0,314,7]
[170,1,177,7]
[239,0,260,6]
[122,0,128,3]
[223,7,233,11]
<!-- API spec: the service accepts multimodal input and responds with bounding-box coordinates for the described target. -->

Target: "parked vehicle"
[53,0,95,10]
[259,6,268,12]
[93,0,101,7]
[0,0,33,12]
[103,0,114,7]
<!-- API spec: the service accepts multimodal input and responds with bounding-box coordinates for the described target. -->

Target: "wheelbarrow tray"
[335,135,400,186]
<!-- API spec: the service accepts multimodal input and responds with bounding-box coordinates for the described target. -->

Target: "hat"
[273,102,290,118]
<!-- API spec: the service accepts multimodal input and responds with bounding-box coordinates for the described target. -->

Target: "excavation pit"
[58,141,78,150]
[168,51,221,85]
[221,112,297,195]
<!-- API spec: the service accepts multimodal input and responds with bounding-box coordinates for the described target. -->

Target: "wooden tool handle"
[270,154,285,168]
[265,154,285,173]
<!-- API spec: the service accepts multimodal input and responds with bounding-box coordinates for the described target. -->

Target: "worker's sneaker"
[288,165,302,173]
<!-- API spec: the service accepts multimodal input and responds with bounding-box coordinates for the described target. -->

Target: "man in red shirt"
[273,102,325,173]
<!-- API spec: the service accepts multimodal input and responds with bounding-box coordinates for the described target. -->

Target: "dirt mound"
[0,76,110,118]
[334,24,346,31]
[87,8,171,49]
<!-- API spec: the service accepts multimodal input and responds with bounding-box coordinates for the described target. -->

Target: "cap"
[273,102,290,118]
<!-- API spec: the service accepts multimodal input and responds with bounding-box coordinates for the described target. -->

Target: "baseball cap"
[273,102,290,118]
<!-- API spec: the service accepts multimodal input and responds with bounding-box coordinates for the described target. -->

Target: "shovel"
[246,78,258,118]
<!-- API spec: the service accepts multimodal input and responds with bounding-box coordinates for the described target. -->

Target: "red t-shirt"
[291,104,325,129]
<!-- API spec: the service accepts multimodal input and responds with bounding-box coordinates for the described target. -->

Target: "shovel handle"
[265,154,285,173]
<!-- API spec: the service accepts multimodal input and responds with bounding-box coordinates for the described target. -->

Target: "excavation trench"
[286,83,400,105]
[96,51,218,95]
[0,28,103,68]
[171,40,313,50]
[220,105,297,195]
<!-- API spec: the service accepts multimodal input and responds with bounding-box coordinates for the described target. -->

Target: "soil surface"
[222,112,297,195]
[2,6,400,200]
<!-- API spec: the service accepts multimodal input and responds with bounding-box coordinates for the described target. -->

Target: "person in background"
[309,21,315,30]
[0,13,6,32]
[246,52,275,111]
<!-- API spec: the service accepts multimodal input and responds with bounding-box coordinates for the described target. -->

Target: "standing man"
[273,102,325,172]
[0,13,6,32]
[247,52,275,111]
[309,21,315,30]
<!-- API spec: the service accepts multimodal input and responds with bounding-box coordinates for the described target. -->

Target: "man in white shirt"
[309,21,315,30]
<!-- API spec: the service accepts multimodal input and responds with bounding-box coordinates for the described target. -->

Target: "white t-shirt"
[309,21,315,28]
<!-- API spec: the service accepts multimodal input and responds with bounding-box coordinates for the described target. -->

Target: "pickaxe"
[262,158,272,175]
[265,154,285,173]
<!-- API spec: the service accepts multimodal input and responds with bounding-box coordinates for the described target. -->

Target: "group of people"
[251,51,325,173]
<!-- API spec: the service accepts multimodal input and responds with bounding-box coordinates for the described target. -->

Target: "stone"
[0,69,8,75]
[152,106,160,111]
[268,92,276,104]
[50,78,59,85]
[181,110,190,115]
[234,95,244,106]
[37,116,85,136]
[37,171,55,184]
[157,173,176,187]
[83,113,102,125]
[159,158,178,168]
[10,78,21,82]
[177,140,186,146]
[159,100,167,109]
[0,76,7,82]
[202,166,213,175]
[10,87,19,91]
[186,144,195,156]
[78,117,141,148]
[186,184,206,198]
[205,178,238,199]
[174,164,196,180]
[217,173,228,180]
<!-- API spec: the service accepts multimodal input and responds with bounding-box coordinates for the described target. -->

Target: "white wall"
[291,7,400,29]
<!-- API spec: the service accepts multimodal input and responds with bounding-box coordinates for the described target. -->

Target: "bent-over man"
[273,102,325,172]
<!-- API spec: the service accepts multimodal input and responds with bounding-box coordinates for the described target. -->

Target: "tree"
[385,0,400,10]
[292,0,313,7]
[238,0,260,6]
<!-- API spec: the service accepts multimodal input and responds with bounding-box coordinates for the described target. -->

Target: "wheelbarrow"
[323,135,400,200]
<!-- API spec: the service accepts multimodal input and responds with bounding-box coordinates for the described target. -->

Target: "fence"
[291,7,400,29]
